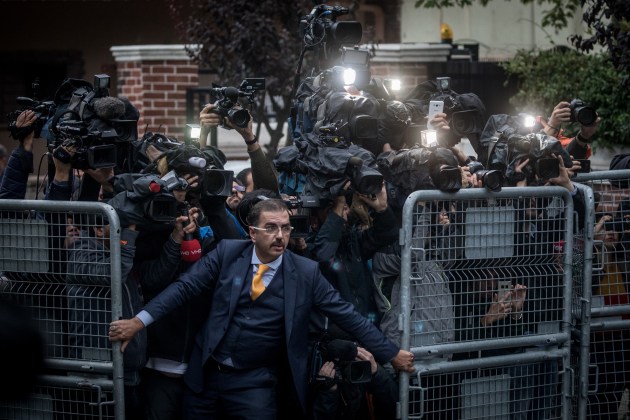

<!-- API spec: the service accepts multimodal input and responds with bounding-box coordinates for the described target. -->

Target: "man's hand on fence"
[481,293,512,326]
[391,349,415,373]
[109,317,144,353]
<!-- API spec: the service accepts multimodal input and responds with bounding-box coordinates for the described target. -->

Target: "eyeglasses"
[251,224,294,235]
[231,185,246,195]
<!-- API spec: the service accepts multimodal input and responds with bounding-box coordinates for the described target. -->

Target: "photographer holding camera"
[310,182,398,323]
[589,211,630,418]
[199,102,278,193]
[66,197,200,419]
[311,345,397,419]
[542,100,601,160]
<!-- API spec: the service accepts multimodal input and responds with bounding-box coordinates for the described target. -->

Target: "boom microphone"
[93,97,126,121]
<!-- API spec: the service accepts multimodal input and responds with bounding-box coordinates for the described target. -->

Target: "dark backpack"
[609,154,630,188]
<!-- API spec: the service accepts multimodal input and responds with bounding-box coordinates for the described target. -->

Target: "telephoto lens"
[569,99,597,127]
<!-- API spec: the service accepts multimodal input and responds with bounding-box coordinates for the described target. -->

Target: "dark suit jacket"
[143,239,399,412]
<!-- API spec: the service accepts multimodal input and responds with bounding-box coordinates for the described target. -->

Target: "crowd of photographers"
[5,59,630,419]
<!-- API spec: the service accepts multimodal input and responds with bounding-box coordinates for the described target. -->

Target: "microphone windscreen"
[347,156,364,168]
[223,86,240,98]
[180,239,202,262]
[93,97,126,120]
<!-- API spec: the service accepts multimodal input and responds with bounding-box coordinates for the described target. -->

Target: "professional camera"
[488,131,573,184]
[466,158,504,192]
[160,145,234,198]
[51,118,138,170]
[209,78,265,129]
[7,78,55,139]
[299,1,362,63]
[569,98,597,127]
[109,172,188,226]
[405,79,486,149]
[429,147,463,192]
[312,338,372,385]
[316,123,383,196]
[284,195,320,238]
[346,156,383,196]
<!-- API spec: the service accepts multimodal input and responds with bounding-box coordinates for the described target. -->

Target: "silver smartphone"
[427,100,444,129]
[497,280,512,301]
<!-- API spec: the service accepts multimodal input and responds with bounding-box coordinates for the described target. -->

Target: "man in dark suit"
[109,198,414,419]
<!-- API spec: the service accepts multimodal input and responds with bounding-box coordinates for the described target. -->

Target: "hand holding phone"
[427,100,444,129]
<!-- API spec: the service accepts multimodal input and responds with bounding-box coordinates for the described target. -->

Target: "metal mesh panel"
[399,187,574,419]
[0,200,124,420]
[407,357,565,420]
[569,183,596,419]
[573,170,630,419]
[0,379,116,420]
[407,194,569,350]
[574,171,630,314]
[0,209,113,362]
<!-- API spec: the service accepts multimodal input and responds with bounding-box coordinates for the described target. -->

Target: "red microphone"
[180,206,201,262]
[180,236,202,262]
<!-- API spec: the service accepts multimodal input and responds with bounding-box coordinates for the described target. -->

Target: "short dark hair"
[236,167,253,186]
[247,199,289,227]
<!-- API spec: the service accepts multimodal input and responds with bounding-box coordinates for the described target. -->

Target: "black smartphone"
[576,159,591,173]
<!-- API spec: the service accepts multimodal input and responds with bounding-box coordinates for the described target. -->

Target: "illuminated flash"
[187,124,201,140]
[343,68,356,86]
[391,79,401,91]
[523,115,536,128]
[421,130,438,147]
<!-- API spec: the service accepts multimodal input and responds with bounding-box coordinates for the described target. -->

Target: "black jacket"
[0,144,33,200]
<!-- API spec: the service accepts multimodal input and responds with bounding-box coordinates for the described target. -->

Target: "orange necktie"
[251,264,269,301]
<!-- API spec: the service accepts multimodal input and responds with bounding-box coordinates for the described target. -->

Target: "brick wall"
[111,45,199,139]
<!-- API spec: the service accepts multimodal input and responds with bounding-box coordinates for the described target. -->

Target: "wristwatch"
[244,135,258,145]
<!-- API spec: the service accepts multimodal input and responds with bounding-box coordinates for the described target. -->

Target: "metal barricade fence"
[574,169,630,419]
[398,187,574,420]
[568,183,595,420]
[0,200,124,420]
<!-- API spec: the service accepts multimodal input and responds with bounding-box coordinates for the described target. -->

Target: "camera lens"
[570,99,597,126]
[575,107,597,126]
[228,108,251,128]
[450,110,478,137]
[433,166,462,192]
[204,170,229,196]
[478,170,504,192]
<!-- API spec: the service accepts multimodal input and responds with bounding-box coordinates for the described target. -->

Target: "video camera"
[48,74,139,170]
[7,78,55,139]
[109,172,189,226]
[316,123,383,196]
[209,78,265,129]
[432,78,483,148]
[300,1,362,61]
[405,78,486,149]
[312,338,372,385]
[487,129,573,184]
[161,145,234,198]
[51,118,138,170]
[284,195,320,238]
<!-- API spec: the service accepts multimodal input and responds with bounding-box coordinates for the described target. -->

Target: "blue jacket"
[142,239,399,412]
